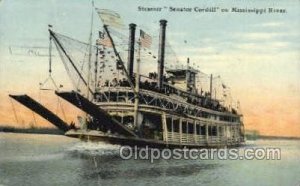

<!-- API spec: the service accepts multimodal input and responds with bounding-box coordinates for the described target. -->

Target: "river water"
[0,133,299,186]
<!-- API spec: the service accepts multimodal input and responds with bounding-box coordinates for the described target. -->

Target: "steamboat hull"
[65,130,243,149]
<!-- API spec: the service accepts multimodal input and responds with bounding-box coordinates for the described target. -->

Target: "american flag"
[96,33,112,47]
[140,29,152,49]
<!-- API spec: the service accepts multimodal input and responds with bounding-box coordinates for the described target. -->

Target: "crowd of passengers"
[99,75,237,114]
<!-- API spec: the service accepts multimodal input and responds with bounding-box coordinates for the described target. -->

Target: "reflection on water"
[0,133,300,186]
[65,141,223,185]
[75,155,220,180]
[66,141,221,180]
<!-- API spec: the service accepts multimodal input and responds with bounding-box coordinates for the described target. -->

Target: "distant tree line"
[0,125,64,135]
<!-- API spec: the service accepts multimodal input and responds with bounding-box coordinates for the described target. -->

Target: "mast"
[94,42,98,91]
[186,57,190,92]
[87,0,94,100]
[210,74,213,99]
[48,26,52,76]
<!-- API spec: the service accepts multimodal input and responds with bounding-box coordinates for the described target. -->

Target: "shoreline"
[0,126,64,135]
[258,135,300,141]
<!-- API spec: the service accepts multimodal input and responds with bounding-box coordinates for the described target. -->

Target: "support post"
[193,121,197,143]
[206,124,209,145]
[179,118,182,144]
[162,113,168,142]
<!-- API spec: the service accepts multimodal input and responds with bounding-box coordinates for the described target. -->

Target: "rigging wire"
[9,97,19,125]
[31,111,37,127]
[55,96,67,121]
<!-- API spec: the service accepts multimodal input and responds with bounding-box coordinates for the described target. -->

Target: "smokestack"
[157,19,167,90]
[127,23,136,78]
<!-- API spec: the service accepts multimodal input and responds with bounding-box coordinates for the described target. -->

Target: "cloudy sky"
[0,0,299,137]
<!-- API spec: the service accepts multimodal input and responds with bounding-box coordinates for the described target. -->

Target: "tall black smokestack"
[127,23,136,78]
[157,20,167,90]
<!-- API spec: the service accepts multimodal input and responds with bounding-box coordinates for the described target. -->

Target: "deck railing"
[166,132,241,146]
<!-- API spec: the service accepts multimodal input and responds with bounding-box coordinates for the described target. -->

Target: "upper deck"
[93,83,242,123]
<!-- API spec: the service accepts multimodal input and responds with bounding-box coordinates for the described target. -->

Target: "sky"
[0,0,299,137]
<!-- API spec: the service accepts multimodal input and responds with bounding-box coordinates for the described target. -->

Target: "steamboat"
[9,10,245,148]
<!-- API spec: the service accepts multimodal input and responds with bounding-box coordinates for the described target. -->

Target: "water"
[0,133,299,186]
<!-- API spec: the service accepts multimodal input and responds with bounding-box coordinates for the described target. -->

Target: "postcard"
[0,0,299,185]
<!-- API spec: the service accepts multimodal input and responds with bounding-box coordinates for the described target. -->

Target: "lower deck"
[162,114,244,146]
[86,109,244,147]
[98,105,244,147]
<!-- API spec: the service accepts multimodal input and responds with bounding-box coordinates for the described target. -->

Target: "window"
[208,126,212,136]
[166,117,172,132]
[200,125,206,135]
[196,124,200,135]
[173,119,179,132]
[182,121,187,133]
[212,126,217,136]
[188,122,194,134]
[117,92,126,102]
[110,92,117,101]
[219,127,223,136]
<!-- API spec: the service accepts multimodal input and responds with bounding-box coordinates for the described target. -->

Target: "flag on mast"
[95,8,124,29]
[96,33,112,47]
[140,29,152,49]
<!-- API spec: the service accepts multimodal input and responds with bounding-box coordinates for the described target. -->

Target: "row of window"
[166,118,219,136]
